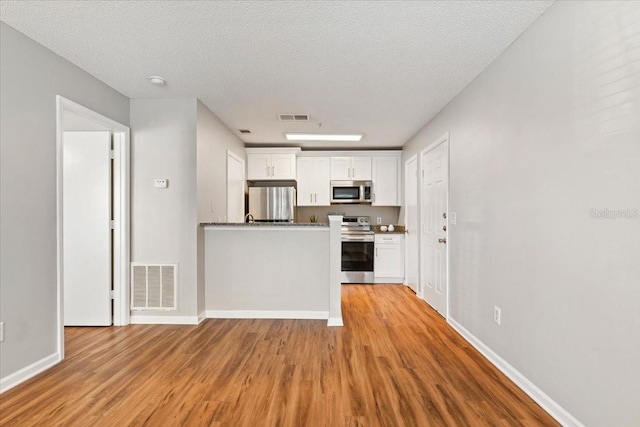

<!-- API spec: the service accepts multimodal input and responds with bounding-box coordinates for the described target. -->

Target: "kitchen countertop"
[372,225,406,234]
[201,222,328,227]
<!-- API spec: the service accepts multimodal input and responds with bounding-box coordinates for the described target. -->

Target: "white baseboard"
[0,352,60,394]
[197,311,206,324]
[448,318,584,427]
[327,317,344,327]
[205,310,329,320]
[129,315,200,325]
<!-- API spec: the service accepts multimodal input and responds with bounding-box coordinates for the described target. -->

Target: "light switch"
[154,179,168,189]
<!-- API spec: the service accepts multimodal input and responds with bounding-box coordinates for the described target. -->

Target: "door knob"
[438,238,447,244]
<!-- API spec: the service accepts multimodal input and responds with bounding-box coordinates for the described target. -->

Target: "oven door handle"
[341,236,374,242]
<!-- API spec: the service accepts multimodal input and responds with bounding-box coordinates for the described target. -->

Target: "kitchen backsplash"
[296,205,400,224]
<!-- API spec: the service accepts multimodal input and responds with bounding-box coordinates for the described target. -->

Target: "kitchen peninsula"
[201,216,343,326]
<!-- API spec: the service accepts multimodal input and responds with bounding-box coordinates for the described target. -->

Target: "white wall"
[205,227,330,313]
[130,99,246,321]
[402,2,640,425]
[196,101,246,316]
[0,22,130,379]
[196,101,246,223]
[130,99,199,319]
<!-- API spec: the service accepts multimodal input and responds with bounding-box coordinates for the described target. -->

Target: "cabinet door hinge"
[110,290,115,300]
[110,149,115,159]
[110,220,115,229]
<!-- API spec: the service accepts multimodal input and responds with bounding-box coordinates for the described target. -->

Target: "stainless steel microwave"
[330,181,372,204]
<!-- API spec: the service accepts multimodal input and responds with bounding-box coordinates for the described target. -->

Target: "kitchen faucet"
[244,213,255,223]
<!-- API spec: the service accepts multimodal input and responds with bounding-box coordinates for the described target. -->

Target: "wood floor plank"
[0,285,558,426]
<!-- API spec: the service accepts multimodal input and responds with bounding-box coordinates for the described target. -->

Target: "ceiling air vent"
[239,129,251,134]
[278,114,309,122]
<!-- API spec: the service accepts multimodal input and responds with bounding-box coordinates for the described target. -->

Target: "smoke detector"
[148,76,166,86]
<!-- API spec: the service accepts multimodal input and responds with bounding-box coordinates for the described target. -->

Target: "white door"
[63,131,112,326]
[420,137,449,316]
[227,151,245,223]
[405,155,419,294]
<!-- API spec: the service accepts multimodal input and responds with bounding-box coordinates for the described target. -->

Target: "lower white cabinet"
[374,234,405,284]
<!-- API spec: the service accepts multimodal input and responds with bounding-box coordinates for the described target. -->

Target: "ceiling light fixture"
[148,75,166,86]
[285,133,363,142]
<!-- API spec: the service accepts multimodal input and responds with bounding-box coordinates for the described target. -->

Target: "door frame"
[56,96,131,358]
[404,153,419,295]
[419,132,450,318]
[226,149,245,223]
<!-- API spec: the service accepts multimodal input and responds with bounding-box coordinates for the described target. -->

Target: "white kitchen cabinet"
[372,155,400,206]
[374,234,404,283]
[297,157,330,206]
[246,148,300,180]
[330,156,372,181]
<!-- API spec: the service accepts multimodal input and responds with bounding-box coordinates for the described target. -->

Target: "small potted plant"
[309,215,318,223]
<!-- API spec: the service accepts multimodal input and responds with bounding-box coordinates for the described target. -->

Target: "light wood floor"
[0,285,557,426]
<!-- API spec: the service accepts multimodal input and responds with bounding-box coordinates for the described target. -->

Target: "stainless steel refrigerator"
[248,186,296,222]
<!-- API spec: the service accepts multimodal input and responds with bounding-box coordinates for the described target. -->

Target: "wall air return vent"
[131,264,177,310]
[278,114,309,121]
[239,129,251,134]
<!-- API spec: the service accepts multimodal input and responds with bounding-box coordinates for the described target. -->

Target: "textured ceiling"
[0,1,553,148]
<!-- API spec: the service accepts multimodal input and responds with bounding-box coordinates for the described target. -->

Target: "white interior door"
[63,131,112,326]
[420,138,449,317]
[405,155,419,294]
[227,151,245,222]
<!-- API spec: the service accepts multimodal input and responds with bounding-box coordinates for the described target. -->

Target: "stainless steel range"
[341,216,375,283]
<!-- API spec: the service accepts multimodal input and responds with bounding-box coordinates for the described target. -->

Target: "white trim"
[448,318,584,427]
[403,153,419,295]
[327,317,344,327]
[297,149,400,158]
[112,130,131,326]
[0,353,60,394]
[245,147,301,155]
[198,311,206,324]
[56,95,131,363]
[130,315,200,325]
[205,310,329,320]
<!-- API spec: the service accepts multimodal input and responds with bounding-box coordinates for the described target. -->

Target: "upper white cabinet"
[330,156,372,181]
[372,155,401,206]
[246,148,300,180]
[297,157,331,206]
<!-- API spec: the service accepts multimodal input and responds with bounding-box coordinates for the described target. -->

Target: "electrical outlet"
[450,212,457,225]
[0,322,4,342]
[494,306,501,325]
[377,217,382,224]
